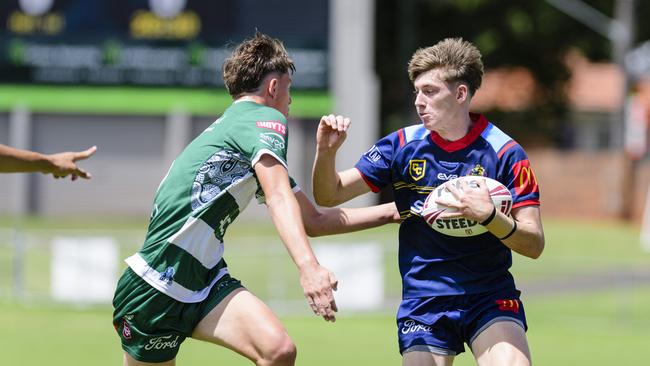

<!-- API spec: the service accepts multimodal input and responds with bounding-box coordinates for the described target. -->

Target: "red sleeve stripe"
[355,167,381,193]
[397,128,406,148]
[512,199,540,209]
[497,140,518,159]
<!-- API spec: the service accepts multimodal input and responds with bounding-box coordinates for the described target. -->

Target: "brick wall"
[528,149,650,222]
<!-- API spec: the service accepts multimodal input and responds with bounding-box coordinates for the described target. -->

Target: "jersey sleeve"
[353,132,397,193]
[498,143,540,209]
[247,108,290,169]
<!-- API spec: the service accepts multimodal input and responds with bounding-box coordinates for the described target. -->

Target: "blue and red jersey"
[355,114,540,298]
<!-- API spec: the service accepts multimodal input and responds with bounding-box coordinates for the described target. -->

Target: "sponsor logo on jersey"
[409,160,426,181]
[122,320,132,340]
[496,299,520,314]
[144,335,180,351]
[218,215,232,237]
[410,199,424,215]
[400,319,432,334]
[439,160,460,168]
[511,160,538,196]
[256,121,286,135]
[159,266,175,284]
[436,172,458,181]
[259,132,286,150]
[469,164,486,176]
[365,145,382,162]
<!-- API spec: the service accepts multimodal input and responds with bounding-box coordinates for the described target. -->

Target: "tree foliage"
[376,0,650,146]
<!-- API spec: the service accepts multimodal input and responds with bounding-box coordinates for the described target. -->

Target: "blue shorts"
[397,287,527,356]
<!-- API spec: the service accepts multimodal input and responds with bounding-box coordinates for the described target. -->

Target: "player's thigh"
[402,351,454,366]
[124,352,175,366]
[470,320,531,366]
[191,288,295,362]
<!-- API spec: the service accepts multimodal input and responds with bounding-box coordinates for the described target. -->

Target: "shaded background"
[2,0,650,220]
[1,1,650,365]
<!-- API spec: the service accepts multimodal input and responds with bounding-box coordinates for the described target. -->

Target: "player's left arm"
[294,190,400,237]
[482,205,545,259]
[440,175,544,259]
[488,144,544,258]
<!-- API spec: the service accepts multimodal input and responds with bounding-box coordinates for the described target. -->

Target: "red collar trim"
[430,113,488,153]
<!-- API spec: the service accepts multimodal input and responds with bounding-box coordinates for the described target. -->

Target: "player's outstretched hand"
[316,114,351,153]
[299,262,338,322]
[46,145,97,181]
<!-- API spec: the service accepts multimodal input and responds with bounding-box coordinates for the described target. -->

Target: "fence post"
[9,105,31,216]
[164,107,190,167]
[8,105,31,301]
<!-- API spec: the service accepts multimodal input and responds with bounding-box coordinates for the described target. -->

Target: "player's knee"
[259,333,296,366]
[269,338,297,366]
[498,346,530,366]
[475,342,530,366]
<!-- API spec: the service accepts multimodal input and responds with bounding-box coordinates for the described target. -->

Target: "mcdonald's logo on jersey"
[409,160,426,181]
[511,159,538,196]
[495,299,520,314]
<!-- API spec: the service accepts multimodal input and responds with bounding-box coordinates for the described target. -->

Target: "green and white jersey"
[125,100,299,303]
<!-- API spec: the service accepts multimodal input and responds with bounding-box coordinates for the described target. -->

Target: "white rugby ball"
[422,176,512,237]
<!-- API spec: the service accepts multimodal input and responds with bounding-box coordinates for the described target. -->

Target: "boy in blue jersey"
[312,38,544,366]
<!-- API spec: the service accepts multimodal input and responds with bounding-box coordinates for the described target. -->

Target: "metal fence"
[0,226,403,315]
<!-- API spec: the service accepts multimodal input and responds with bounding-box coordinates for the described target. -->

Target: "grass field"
[1,217,649,365]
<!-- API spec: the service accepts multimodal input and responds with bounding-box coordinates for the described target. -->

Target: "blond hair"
[408,38,484,95]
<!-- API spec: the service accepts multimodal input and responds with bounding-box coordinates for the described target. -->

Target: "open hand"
[299,263,338,322]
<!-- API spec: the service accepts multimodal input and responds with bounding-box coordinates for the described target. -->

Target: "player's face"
[413,69,461,132]
[271,72,292,118]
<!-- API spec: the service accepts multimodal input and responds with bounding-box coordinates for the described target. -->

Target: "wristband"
[480,206,497,226]
[499,220,517,240]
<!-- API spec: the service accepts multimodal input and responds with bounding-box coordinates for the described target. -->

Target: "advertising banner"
[0,0,328,88]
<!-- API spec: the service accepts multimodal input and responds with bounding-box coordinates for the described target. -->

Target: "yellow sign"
[8,11,64,35]
[130,10,201,40]
[409,160,426,181]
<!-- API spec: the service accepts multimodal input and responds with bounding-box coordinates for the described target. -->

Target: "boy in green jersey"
[112,32,399,366]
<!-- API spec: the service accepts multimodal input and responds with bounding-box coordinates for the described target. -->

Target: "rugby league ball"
[421,176,512,237]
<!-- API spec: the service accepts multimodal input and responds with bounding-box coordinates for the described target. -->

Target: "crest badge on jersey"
[469,164,486,176]
[409,160,426,181]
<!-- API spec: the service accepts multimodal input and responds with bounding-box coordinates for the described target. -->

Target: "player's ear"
[456,83,468,103]
[268,78,279,99]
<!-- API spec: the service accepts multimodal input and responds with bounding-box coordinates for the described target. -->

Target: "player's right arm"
[0,144,96,179]
[312,115,371,207]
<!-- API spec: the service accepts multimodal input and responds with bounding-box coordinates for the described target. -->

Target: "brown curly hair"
[223,32,296,98]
